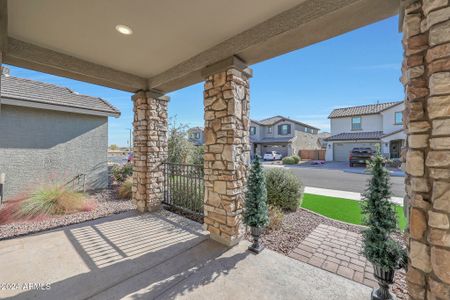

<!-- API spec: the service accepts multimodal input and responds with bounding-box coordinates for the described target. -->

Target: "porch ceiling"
[2,0,399,93]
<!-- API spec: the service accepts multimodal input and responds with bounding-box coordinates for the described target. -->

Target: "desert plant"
[190,145,204,166]
[265,168,304,211]
[168,118,195,164]
[244,157,269,228]
[112,163,133,182]
[291,155,301,164]
[267,205,284,231]
[361,150,407,271]
[282,156,296,165]
[0,184,93,223]
[118,178,133,199]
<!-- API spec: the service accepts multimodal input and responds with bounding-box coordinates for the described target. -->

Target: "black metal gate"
[162,162,204,222]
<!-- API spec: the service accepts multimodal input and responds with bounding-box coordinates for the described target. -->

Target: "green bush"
[112,163,133,182]
[265,168,304,211]
[291,155,301,164]
[282,156,296,165]
[282,155,300,165]
[118,178,133,199]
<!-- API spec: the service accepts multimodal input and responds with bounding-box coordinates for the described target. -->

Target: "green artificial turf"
[301,193,407,230]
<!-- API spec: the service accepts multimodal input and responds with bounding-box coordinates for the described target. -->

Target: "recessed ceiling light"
[115,24,133,35]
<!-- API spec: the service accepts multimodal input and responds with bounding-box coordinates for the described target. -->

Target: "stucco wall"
[0,104,108,200]
[381,102,404,133]
[330,114,383,135]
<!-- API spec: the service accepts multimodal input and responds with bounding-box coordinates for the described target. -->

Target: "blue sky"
[5,16,403,147]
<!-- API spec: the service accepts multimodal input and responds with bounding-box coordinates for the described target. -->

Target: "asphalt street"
[264,164,405,197]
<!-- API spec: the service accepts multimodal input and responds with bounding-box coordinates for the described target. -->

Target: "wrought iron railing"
[162,162,204,222]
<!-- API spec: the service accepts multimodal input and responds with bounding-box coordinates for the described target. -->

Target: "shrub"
[282,156,296,165]
[118,178,133,199]
[291,155,301,164]
[361,150,407,270]
[112,163,133,182]
[0,184,93,223]
[265,168,304,211]
[385,159,402,169]
[190,145,204,166]
[267,205,284,231]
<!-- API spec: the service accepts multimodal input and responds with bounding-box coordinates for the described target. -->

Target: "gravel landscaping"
[0,188,136,240]
[248,208,407,300]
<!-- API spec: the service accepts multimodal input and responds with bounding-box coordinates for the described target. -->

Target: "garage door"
[262,144,288,157]
[333,142,379,161]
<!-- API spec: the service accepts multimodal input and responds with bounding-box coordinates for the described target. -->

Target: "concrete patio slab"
[0,211,371,300]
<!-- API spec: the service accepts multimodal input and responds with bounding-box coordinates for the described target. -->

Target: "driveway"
[0,211,370,300]
[263,161,405,197]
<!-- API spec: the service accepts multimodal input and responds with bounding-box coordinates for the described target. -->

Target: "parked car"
[349,148,373,167]
[263,151,282,161]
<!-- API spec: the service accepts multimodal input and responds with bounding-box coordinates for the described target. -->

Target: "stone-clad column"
[402,1,450,299]
[132,90,169,212]
[203,57,252,246]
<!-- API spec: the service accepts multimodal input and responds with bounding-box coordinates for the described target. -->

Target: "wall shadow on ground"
[7,212,248,300]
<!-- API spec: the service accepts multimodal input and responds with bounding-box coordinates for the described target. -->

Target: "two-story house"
[325,101,405,162]
[250,116,321,158]
[187,127,204,146]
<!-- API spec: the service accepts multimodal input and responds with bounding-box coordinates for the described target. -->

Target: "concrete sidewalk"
[305,186,404,206]
[0,211,371,300]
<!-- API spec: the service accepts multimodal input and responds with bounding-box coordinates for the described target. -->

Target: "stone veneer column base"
[132,90,169,213]
[203,60,251,247]
[401,1,450,299]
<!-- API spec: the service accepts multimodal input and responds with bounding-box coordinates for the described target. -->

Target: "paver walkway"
[289,224,378,288]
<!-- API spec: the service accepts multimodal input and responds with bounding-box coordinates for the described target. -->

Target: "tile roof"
[251,115,319,130]
[250,137,295,143]
[1,75,120,117]
[328,101,402,118]
[325,131,384,141]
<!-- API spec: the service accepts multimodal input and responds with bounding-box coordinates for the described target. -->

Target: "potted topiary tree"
[244,156,269,253]
[361,149,407,300]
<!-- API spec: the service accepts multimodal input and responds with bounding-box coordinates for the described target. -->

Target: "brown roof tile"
[328,101,402,118]
[1,75,120,116]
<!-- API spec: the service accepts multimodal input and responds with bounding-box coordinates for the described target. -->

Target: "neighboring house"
[0,72,120,200]
[325,101,405,162]
[250,116,321,158]
[318,132,331,149]
[188,127,204,146]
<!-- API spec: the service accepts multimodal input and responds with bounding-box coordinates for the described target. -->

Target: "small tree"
[167,118,195,164]
[361,149,407,270]
[244,157,269,228]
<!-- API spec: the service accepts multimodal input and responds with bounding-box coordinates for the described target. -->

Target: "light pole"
[127,128,132,152]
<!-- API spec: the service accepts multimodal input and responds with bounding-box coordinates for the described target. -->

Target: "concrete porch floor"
[0,211,371,300]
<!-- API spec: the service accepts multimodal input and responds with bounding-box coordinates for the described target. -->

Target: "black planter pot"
[248,226,265,254]
[371,264,396,300]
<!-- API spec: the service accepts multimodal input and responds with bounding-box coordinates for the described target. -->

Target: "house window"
[304,127,308,132]
[351,116,362,131]
[278,124,291,135]
[250,126,256,135]
[190,132,200,139]
[395,112,403,125]
[267,126,273,134]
